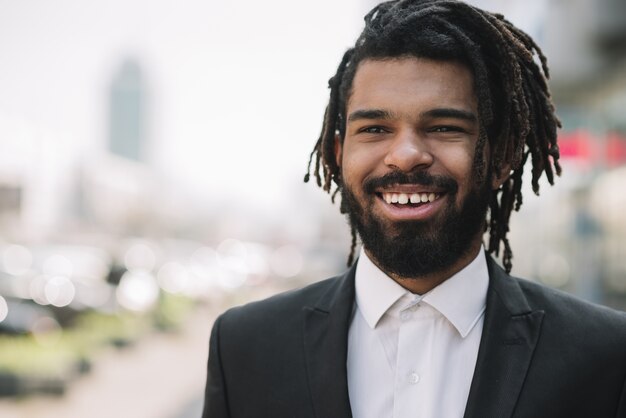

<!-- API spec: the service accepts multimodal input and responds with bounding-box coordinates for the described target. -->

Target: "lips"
[373,186,447,221]
[364,171,456,221]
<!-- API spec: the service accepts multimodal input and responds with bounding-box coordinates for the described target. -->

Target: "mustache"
[363,171,458,194]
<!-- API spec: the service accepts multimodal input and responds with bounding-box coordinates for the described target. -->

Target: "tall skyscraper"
[108,59,146,161]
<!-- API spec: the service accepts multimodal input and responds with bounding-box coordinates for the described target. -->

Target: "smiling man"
[338,58,490,295]
[202,1,626,417]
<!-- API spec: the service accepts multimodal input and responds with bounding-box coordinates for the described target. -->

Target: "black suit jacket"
[203,256,626,418]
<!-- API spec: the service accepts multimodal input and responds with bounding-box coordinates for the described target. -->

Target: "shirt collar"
[354,247,489,338]
[354,248,408,329]
[421,249,488,337]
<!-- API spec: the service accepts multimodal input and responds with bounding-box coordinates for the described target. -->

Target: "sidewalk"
[0,306,216,418]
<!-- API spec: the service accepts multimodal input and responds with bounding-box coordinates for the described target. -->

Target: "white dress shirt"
[347,248,489,418]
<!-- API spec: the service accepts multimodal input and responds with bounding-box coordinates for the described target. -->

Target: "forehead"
[347,57,477,115]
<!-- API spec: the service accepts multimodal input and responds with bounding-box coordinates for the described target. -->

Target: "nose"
[383,129,433,172]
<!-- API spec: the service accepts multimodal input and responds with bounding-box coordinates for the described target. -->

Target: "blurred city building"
[108,59,147,162]
[513,0,626,309]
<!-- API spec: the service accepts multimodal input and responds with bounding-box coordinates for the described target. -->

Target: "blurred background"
[0,0,624,417]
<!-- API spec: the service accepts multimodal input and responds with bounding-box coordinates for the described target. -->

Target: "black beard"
[341,170,490,279]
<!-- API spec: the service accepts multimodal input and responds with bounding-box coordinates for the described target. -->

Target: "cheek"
[341,143,384,184]
[439,145,475,174]
[436,145,478,200]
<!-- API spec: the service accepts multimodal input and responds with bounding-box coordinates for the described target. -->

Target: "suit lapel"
[302,265,356,418]
[463,257,544,418]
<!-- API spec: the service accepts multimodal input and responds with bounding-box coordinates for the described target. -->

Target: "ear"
[334,134,343,168]
[491,163,512,190]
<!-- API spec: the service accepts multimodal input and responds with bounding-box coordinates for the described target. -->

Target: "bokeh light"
[44,276,76,308]
[2,244,33,276]
[31,316,63,347]
[189,246,218,280]
[217,239,248,273]
[29,275,50,306]
[157,261,190,295]
[116,269,159,312]
[0,295,8,322]
[43,254,75,278]
[124,242,157,272]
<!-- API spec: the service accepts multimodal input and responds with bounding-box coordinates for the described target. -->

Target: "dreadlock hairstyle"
[304,0,561,273]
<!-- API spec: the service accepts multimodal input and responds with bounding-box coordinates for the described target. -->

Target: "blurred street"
[0,306,214,418]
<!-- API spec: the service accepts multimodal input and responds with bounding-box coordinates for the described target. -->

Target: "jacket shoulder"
[515,276,626,337]
[218,275,344,331]
[517,276,625,316]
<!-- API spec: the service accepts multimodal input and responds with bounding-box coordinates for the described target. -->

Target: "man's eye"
[360,126,387,134]
[430,126,463,133]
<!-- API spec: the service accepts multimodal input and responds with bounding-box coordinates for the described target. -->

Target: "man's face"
[337,57,493,279]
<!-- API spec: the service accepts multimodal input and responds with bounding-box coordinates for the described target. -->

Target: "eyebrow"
[347,107,478,123]
[420,108,478,122]
[347,109,395,122]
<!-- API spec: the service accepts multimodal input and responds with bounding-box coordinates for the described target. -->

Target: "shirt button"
[408,303,419,312]
[409,372,420,384]
[400,311,411,321]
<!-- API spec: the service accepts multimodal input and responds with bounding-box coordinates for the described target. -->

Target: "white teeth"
[382,191,440,205]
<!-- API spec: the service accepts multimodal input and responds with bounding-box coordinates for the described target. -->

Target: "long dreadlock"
[304,0,561,273]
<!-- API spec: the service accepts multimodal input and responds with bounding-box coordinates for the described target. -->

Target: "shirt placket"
[392,297,431,418]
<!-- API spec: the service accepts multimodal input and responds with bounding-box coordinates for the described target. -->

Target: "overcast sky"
[0,0,367,211]
[0,0,542,216]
